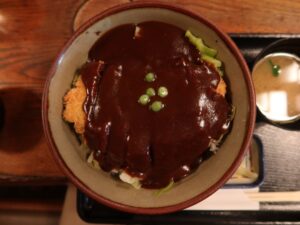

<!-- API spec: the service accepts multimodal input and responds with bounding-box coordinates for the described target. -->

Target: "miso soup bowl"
[42,2,256,214]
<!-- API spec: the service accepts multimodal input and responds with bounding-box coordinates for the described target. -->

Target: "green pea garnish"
[150,101,164,112]
[146,88,156,97]
[145,72,156,82]
[268,59,281,76]
[158,86,168,98]
[138,94,150,105]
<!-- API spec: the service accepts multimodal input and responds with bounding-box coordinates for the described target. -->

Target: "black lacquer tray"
[77,34,300,224]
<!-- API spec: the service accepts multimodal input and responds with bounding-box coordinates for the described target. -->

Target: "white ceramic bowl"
[42,2,256,214]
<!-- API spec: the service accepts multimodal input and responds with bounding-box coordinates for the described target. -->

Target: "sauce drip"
[81,21,231,188]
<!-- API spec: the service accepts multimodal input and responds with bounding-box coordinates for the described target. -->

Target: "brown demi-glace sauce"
[80,21,231,189]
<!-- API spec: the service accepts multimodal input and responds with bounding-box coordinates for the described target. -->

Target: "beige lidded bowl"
[42,2,256,214]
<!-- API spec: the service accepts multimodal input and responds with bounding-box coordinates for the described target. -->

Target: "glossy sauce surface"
[81,21,231,188]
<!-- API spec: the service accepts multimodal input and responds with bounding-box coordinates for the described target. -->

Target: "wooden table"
[0,0,299,187]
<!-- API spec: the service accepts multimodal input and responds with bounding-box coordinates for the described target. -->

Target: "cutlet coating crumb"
[216,77,226,97]
[63,77,86,134]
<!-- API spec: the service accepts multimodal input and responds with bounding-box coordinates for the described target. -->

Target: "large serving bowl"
[42,2,255,214]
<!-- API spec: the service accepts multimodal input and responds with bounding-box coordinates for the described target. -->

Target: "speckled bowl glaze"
[42,2,256,214]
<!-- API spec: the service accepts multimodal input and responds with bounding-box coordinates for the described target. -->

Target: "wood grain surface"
[0,0,299,182]
[74,0,300,33]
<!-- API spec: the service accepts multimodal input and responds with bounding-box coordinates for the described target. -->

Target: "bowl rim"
[42,1,256,215]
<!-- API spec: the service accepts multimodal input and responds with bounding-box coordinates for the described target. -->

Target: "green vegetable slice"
[217,68,224,76]
[185,30,223,75]
[268,59,281,76]
[185,30,217,57]
[201,55,222,68]
[155,180,174,196]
